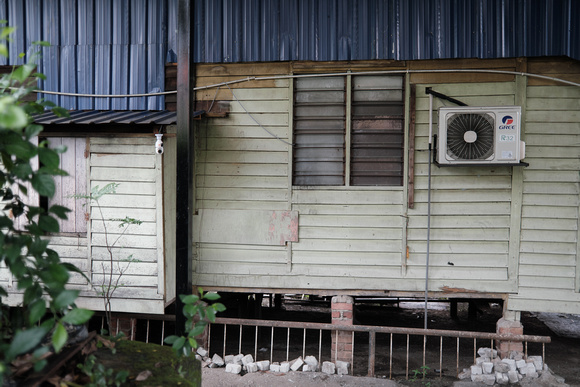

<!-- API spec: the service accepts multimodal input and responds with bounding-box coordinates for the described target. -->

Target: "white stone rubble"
[465,347,565,385]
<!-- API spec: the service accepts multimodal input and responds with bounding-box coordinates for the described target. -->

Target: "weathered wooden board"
[196,188,288,202]
[299,226,402,240]
[291,251,402,265]
[90,167,157,182]
[196,175,288,189]
[194,209,298,246]
[197,150,288,164]
[203,126,289,139]
[205,138,290,152]
[198,247,287,264]
[292,189,403,205]
[291,239,401,252]
[196,163,288,176]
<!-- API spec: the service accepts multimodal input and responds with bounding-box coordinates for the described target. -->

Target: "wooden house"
[1,0,579,324]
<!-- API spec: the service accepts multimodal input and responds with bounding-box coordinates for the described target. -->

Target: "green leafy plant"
[71,183,142,335]
[76,354,129,387]
[410,365,431,385]
[165,288,226,356]
[0,26,93,383]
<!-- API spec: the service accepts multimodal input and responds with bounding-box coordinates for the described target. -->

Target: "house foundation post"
[331,295,354,372]
[496,311,523,358]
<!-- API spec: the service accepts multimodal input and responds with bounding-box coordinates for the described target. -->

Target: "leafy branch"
[165,289,226,356]
[71,183,142,335]
[0,26,92,384]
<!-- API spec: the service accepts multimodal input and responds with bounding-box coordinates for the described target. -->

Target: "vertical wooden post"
[175,0,194,336]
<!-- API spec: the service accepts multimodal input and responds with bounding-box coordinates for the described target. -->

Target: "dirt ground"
[201,297,580,387]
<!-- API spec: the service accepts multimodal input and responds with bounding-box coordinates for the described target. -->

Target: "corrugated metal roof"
[0,0,171,111]
[34,110,180,125]
[0,0,577,112]
[193,0,580,63]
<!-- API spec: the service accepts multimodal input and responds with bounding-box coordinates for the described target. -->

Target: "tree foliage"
[0,26,93,382]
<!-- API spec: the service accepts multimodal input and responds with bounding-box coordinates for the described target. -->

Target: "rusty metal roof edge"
[32,110,193,125]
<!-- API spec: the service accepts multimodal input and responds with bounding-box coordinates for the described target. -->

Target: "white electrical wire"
[26,68,580,99]
[22,68,580,146]
[225,84,294,146]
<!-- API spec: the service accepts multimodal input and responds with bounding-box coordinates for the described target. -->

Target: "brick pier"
[330,295,354,369]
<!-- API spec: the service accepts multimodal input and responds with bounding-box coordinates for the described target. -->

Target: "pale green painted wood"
[521,218,578,231]
[197,175,288,189]
[196,199,291,210]
[519,241,577,255]
[90,194,157,208]
[523,183,579,194]
[291,251,402,265]
[406,228,509,241]
[91,233,158,250]
[196,188,288,201]
[413,190,512,203]
[292,204,403,215]
[526,122,580,135]
[405,253,508,267]
[198,247,288,264]
[291,238,401,252]
[91,246,158,262]
[526,110,580,122]
[228,100,289,113]
[407,215,510,228]
[193,273,518,293]
[197,150,288,164]
[193,209,297,246]
[299,215,403,227]
[292,189,403,205]
[89,154,155,168]
[226,85,290,100]
[209,113,288,127]
[527,85,580,98]
[411,202,512,216]
[519,276,576,289]
[523,194,578,207]
[507,298,580,315]
[299,226,403,240]
[90,166,157,182]
[205,138,289,152]
[92,208,157,222]
[90,181,157,195]
[198,163,288,176]
[524,170,580,183]
[409,240,508,254]
[405,267,508,281]
[525,147,579,158]
[90,144,153,154]
[203,125,289,138]
[527,98,580,110]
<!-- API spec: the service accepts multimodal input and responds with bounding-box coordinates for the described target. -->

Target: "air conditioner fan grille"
[446,113,494,160]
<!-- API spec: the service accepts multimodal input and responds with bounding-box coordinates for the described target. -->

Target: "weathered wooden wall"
[192,57,580,315]
[2,136,167,314]
[508,59,580,314]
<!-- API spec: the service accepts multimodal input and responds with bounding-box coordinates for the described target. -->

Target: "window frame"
[292,73,405,188]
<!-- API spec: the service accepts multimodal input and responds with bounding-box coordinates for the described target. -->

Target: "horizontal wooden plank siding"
[86,137,165,312]
[408,82,517,291]
[194,63,294,287]
[193,58,580,311]
[508,82,580,315]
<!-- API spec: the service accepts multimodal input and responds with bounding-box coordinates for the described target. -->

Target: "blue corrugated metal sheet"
[192,0,580,63]
[0,0,171,110]
[0,0,577,111]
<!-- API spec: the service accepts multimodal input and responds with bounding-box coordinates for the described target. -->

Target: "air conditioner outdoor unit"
[437,106,525,165]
